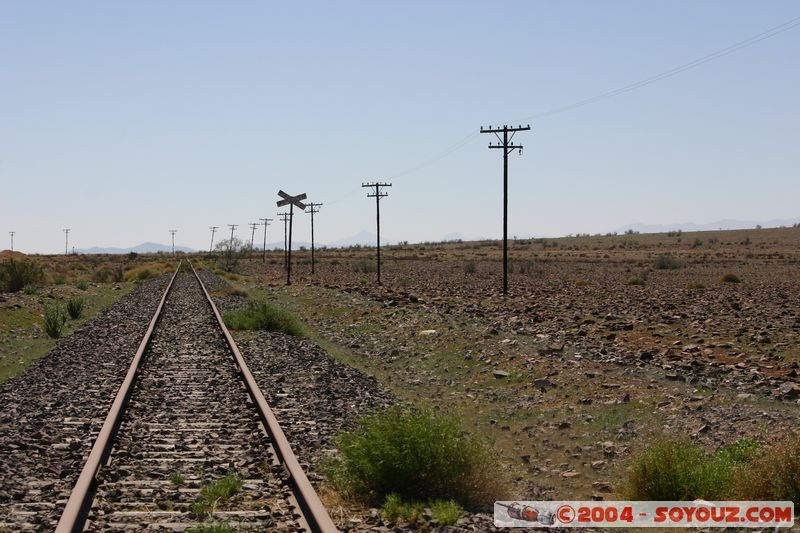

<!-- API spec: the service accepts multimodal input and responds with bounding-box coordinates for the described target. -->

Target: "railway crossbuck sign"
[276,190,307,285]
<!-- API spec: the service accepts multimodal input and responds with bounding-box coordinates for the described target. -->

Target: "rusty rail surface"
[189,261,338,533]
[55,262,181,533]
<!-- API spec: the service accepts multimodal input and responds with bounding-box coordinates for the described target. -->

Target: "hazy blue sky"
[2,1,798,253]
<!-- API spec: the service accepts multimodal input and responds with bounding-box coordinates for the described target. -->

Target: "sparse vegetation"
[464,260,477,274]
[653,254,682,270]
[191,474,243,519]
[75,279,89,291]
[43,305,66,338]
[170,472,186,486]
[734,435,800,505]
[66,298,84,320]
[353,259,377,273]
[223,298,303,336]
[327,406,505,508]
[719,273,741,283]
[626,436,762,501]
[0,258,45,293]
[22,284,38,295]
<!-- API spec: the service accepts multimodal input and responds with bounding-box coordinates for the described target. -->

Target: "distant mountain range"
[614,216,800,234]
[64,218,800,255]
[75,242,196,254]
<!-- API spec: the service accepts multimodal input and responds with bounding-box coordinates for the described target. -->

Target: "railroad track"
[55,262,337,532]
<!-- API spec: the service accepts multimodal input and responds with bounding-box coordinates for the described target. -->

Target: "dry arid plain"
[1,226,799,531]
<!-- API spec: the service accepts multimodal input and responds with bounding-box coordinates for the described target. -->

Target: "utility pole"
[209,226,219,252]
[480,124,531,295]
[227,224,238,249]
[305,202,322,274]
[9,232,14,252]
[259,218,273,262]
[63,229,70,255]
[362,182,391,284]
[248,223,259,259]
[277,212,290,270]
[169,230,177,257]
[276,191,307,286]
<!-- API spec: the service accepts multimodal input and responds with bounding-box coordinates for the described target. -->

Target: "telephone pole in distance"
[169,230,177,257]
[480,123,531,295]
[259,218,273,262]
[305,202,323,274]
[209,226,219,252]
[362,182,391,284]
[63,229,70,255]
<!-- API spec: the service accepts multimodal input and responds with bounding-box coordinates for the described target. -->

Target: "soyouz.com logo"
[494,501,795,528]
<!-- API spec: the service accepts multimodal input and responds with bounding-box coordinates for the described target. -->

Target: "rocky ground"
[0,275,169,531]
[223,227,800,515]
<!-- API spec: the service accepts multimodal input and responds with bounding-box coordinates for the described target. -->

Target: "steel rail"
[55,262,182,533]
[188,261,339,533]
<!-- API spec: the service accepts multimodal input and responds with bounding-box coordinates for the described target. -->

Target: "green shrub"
[43,305,66,338]
[381,493,462,526]
[431,499,463,525]
[735,436,800,505]
[0,258,45,292]
[720,273,741,283]
[191,474,242,518]
[464,260,477,274]
[66,298,84,320]
[627,276,646,286]
[53,275,66,285]
[327,407,504,508]
[94,266,124,283]
[653,255,682,270]
[382,494,425,524]
[75,280,89,291]
[353,259,376,273]
[626,437,759,501]
[222,299,303,336]
[22,284,38,295]
[123,267,154,282]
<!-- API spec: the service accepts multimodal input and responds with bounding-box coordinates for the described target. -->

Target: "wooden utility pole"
[305,202,323,274]
[209,226,219,252]
[227,224,238,248]
[480,124,530,294]
[169,230,177,257]
[248,223,259,259]
[277,213,290,270]
[276,191,307,285]
[362,182,391,284]
[63,229,70,255]
[259,218,273,262]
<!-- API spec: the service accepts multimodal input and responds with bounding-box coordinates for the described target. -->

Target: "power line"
[362,182,392,285]
[248,223,259,259]
[480,125,531,295]
[169,230,177,257]
[513,14,800,123]
[384,14,800,181]
[227,224,238,247]
[259,218,273,262]
[209,226,219,252]
[305,203,323,274]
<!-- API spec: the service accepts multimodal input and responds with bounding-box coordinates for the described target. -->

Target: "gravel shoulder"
[0,275,170,532]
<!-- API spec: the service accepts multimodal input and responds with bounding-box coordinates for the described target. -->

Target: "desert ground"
[1,226,799,530]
